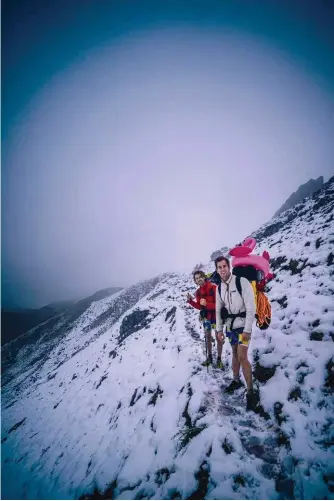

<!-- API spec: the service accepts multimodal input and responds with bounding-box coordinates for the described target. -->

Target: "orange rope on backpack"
[256,291,271,329]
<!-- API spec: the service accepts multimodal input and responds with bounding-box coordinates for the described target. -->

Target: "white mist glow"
[3,27,333,305]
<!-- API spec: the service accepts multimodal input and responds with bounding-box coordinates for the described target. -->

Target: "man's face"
[194,273,205,287]
[217,260,230,281]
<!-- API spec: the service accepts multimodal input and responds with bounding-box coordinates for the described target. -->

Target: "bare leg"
[232,344,240,379]
[215,331,223,358]
[205,329,212,356]
[238,345,253,391]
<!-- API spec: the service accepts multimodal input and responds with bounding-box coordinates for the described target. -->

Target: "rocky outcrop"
[274,176,324,218]
[210,246,229,262]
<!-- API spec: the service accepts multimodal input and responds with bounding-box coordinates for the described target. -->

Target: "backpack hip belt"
[221,307,246,331]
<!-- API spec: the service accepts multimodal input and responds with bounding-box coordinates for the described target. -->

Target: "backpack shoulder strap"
[218,283,222,297]
[236,276,242,297]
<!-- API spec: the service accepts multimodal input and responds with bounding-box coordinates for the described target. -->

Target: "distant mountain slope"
[1,178,333,500]
[2,303,71,346]
[1,288,123,347]
[273,176,324,218]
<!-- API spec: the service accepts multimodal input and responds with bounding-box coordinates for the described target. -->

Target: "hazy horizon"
[2,0,334,308]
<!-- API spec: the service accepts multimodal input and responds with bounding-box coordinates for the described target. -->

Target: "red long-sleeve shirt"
[188,280,217,323]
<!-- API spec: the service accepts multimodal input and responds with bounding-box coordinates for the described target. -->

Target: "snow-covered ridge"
[2,178,334,500]
[2,275,167,395]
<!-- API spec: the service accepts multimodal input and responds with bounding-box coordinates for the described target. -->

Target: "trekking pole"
[205,334,208,373]
[200,307,209,373]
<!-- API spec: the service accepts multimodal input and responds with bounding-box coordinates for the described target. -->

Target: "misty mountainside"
[1,301,75,347]
[273,176,324,219]
[1,287,123,347]
[1,286,123,374]
[2,178,334,500]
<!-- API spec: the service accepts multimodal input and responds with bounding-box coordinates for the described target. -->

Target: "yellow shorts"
[226,328,250,346]
[202,320,216,330]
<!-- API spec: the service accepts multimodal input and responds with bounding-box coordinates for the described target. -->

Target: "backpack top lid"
[232,265,258,282]
[229,236,274,282]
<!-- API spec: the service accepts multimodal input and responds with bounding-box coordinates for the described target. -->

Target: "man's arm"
[240,278,256,334]
[215,286,224,333]
[187,290,201,311]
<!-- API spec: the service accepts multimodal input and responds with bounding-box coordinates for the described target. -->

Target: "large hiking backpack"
[218,265,272,330]
[233,265,271,330]
[205,271,221,286]
[227,237,273,330]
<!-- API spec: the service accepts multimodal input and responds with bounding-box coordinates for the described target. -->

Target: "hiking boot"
[201,357,213,367]
[246,390,260,412]
[216,358,223,369]
[224,379,244,394]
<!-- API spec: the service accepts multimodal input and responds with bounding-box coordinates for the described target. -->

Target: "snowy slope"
[2,177,334,500]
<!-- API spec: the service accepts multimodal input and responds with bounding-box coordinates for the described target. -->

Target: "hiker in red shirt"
[187,270,224,368]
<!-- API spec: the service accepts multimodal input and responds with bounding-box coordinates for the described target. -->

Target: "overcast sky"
[2,0,334,308]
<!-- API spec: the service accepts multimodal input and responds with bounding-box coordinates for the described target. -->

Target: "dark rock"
[165,307,176,323]
[295,361,308,370]
[234,474,246,487]
[323,358,334,395]
[256,221,285,241]
[187,461,210,500]
[288,387,301,401]
[275,477,294,499]
[7,417,27,435]
[276,295,288,309]
[187,383,193,398]
[148,385,163,406]
[253,361,276,383]
[179,424,207,450]
[155,467,171,486]
[323,472,334,493]
[277,431,291,448]
[315,238,322,249]
[270,256,288,271]
[241,435,276,463]
[281,258,308,275]
[96,374,108,389]
[274,402,286,425]
[222,437,234,454]
[310,332,324,341]
[79,479,118,499]
[119,309,151,341]
[313,195,331,212]
[129,388,141,407]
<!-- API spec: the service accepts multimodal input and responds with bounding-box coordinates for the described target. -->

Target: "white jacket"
[215,274,256,334]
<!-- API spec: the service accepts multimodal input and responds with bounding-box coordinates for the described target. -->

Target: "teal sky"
[3,0,334,140]
[2,0,334,308]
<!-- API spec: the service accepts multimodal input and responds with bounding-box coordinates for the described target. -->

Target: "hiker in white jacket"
[215,255,258,411]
